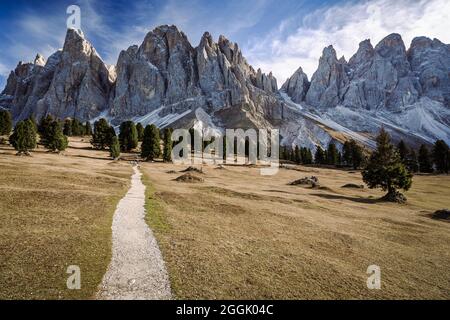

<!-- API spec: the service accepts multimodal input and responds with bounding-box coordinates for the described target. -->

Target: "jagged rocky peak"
[34,54,46,67]
[305,45,349,108]
[281,67,310,103]
[408,36,450,106]
[349,39,374,68]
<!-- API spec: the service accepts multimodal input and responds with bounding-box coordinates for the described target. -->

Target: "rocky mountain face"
[1,26,449,150]
[282,33,450,146]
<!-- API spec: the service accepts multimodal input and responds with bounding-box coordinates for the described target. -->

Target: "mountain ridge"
[1,25,449,150]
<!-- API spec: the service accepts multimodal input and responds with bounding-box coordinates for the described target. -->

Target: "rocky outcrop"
[305,46,349,108]
[407,37,450,107]
[281,67,309,104]
[111,25,281,128]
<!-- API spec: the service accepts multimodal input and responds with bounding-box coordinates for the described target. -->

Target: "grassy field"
[0,138,132,299]
[142,163,450,300]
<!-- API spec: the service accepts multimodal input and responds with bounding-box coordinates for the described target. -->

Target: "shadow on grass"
[311,193,380,204]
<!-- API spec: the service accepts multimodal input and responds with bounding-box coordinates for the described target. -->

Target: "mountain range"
[1,25,449,151]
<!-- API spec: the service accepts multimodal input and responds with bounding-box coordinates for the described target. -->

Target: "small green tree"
[92,118,112,150]
[85,121,93,136]
[326,143,339,165]
[43,121,68,152]
[163,128,173,162]
[71,118,84,136]
[406,149,419,173]
[63,119,72,136]
[418,144,433,173]
[119,121,138,152]
[9,119,37,155]
[397,140,409,164]
[294,145,301,164]
[362,128,412,202]
[314,146,325,165]
[432,140,449,174]
[38,114,53,137]
[142,124,161,161]
[110,136,121,160]
[0,110,13,136]
[136,123,145,142]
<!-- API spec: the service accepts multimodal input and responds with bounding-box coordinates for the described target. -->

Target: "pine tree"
[432,140,449,174]
[163,128,173,162]
[118,121,138,152]
[84,121,93,136]
[315,146,325,165]
[63,119,72,136]
[326,143,339,165]
[406,149,419,173]
[43,121,68,152]
[109,136,120,160]
[38,114,53,136]
[343,141,352,166]
[92,118,112,150]
[142,124,161,161]
[397,140,409,164]
[9,119,37,155]
[71,118,84,136]
[362,128,412,202]
[418,144,433,173]
[136,123,144,142]
[0,110,13,136]
[294,145,301,164]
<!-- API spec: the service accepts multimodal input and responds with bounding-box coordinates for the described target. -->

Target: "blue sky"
[0,0,449,90]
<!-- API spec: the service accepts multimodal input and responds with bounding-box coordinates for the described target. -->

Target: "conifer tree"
[343,141,352,166]
[9,119,37,155]
[141,124,161,161]
[110,136,120,160]
[0,110,12,136]
[294,145,301,164]
[71,118,84,136]
[38,114,53,136]
[406,149,419,173]
[118,121,138,152]
[362,128,412,202]
[92,118,112,150]
[397,140,409,164]
[163,128,173,162]
[418,144,433,173]
[136,123,144,142]
[43,121,68,152]
[432,140,449,174]
[315,146,325,165]
[63,119,72,136]
[84,121,93,136]
[326,143,339,165]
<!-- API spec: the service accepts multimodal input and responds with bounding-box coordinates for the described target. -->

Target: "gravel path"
[97,166,172,300]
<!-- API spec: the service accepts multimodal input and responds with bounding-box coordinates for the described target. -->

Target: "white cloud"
[245,0,450,85]
[0,62,9,76]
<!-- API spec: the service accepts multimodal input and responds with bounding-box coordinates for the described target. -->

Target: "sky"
[0,0,449,90]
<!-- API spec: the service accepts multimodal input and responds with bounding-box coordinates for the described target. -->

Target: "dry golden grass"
[0,138,132,300]
[142,163,450,300]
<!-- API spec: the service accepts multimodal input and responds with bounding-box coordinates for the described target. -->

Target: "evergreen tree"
[9,119,37,155]
[28,114,38,132]
[326,143,339,165]
[71,118,84,136]
[432,140,449,174]
[0,110,13,136]
[294,145,301,164]
[163,128,173,162]
[109,136,121,160]
[362,128,412,201]
[351,140,365,170]
[84,121,93,136]
[92,118,112,150]
[397,140,409,163]
[406,149,419,173]
[141,125,161,161]
[38,114,53,136]
[136,123,144,142]
[118,121,138,152]
[314,146,325,165]
[343,141,352,166]
[302,148,313,164]
[63,119,72,136]
[43,121,68,152]
[418,144,433,173]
